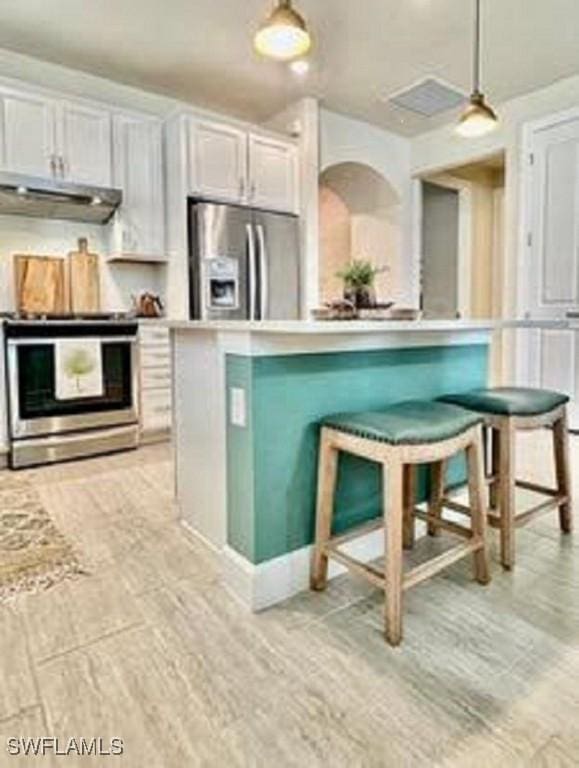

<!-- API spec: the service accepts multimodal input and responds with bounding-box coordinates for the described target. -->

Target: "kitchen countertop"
[166,318,568,334]
[166,318,568,355]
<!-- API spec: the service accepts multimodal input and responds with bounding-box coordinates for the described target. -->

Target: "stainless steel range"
[4,313,139,468]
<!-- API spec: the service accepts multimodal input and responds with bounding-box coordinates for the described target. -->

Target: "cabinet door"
[527,116,579,319]
[59,102,112,186]
[248,133,298,213]
[111,114,164,259]
[190,120,247,202]
[0,91,56,178]
[111,115,164,257]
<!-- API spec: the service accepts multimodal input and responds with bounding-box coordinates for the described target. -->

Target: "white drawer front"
[142,388,171,409]
[141,389,172,432]
[139,324,169,344]
[141,410,171,432]
[140,347,171,369]
[141,367,172,390]
[141,413,171,433]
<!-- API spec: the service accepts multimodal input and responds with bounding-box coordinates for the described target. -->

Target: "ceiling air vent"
[387,78,467,117]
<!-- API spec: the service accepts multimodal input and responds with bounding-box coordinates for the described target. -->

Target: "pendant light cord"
[473,0,481,95]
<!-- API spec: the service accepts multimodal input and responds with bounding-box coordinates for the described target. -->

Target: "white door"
[248,133,298,213]
[523,113,579,426]
[58,102,112,186]
[190,120,247,202]
[0,91,56,178]
[111,114,164,258]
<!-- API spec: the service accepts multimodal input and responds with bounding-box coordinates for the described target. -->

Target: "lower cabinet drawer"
[141,389,172,432]
[141,412,171,433]
[141,367,171,390]
[140,346,171,369]
[139,325,169,344]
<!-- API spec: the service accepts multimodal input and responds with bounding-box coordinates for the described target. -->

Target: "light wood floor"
[1,432,578,767]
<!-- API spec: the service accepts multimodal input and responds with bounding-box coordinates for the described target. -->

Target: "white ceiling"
[0,0,577,136]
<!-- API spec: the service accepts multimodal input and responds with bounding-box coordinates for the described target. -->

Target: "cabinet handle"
[250,181,256,201]
[59,156,66,178]
[239,177,245,199]
[49,155,57,177]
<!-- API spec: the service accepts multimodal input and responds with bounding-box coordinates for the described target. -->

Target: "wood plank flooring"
[0,433,578,767]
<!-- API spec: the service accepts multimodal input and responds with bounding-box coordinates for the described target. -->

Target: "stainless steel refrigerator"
[188,201,300,320]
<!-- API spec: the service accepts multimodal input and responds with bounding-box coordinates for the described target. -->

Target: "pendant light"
[254,0,312,62]
[456,0,498,137]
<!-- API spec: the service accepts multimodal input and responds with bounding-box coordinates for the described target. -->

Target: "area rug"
[0,474,85,602]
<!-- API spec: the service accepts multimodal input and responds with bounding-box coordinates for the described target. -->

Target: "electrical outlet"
[230,387,246,427]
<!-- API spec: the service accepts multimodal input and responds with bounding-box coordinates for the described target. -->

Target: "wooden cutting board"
[68,238,100,313]
[14,255,68,315]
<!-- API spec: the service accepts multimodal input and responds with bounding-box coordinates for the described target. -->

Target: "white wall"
[265,98,320,316]
[0,47,175,117]
[413,72,579,314]
[319,162,402,303]
[319,109,415,306]
[0,217,164,313]
[411,71,579,381]
[318,185,351,302]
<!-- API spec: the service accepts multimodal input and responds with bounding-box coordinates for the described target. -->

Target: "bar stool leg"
[553,410,573,534]
[403,464,416,550]
[384,460,404,646]
[427,461,446,537]
[466,431,490,585]
[498,418,516,570]
[311,428,339,591]
[490,427,500,511]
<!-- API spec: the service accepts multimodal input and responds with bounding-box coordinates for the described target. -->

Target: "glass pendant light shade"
[455,0,498,137]
[456,92,498,137]
[254,1,312,61]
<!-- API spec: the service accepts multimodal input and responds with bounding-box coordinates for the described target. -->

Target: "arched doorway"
[319,162,402,304]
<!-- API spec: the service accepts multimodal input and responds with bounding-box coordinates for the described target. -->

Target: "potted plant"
[336,259,387,309]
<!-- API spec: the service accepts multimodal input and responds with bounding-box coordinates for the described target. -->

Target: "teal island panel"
[226,344,489,565]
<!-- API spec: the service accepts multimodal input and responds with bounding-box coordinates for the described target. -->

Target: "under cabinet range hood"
[0,171,122,224]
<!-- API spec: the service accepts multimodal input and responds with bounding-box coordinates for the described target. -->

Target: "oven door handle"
[7,336,138,345]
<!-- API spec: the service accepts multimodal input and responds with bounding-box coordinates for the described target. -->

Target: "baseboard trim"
[222,527,385,612]
[180,518,222,555]
[139,429,171,446]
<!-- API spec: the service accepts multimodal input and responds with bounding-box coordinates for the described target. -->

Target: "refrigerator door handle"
[246,223,258,320]
[256,224,268,320]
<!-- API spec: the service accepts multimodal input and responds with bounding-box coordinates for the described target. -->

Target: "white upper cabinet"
[527,115,579,318]
[58,102,112,186]
[109,113,165,261]
[248,133,298,213]
[187,117,299,213]
[0,86,113,186]
[0,91,56,178]
[190,120,247,202]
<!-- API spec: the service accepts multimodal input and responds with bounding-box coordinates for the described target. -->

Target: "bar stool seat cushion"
[439,387,569,417]
[322,401,482,446]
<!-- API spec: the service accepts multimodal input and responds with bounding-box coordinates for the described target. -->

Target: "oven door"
[8,336,139,439]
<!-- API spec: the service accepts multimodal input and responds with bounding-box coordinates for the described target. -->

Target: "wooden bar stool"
[440,387,572,569]
[311,401,491,647]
